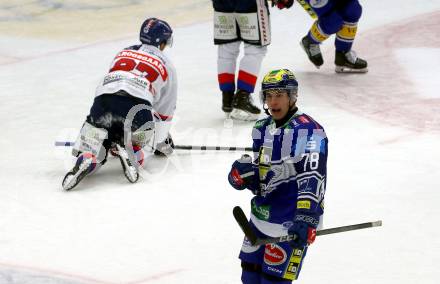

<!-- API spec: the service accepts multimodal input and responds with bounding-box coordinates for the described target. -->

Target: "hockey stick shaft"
[296,0,318,19]
[233,206,382,246]
[55,141,253,152]
[174,145,253,152]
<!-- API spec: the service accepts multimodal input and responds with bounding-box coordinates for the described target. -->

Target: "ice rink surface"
[0,0,439,283]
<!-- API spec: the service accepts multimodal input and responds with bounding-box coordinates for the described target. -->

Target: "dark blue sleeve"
[292,124,328,219]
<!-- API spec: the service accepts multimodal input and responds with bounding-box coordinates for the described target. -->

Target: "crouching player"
[62,18,177,190]
[228,69,328,283]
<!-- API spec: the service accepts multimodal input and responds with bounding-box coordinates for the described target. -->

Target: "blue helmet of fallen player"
[139,18,173,48]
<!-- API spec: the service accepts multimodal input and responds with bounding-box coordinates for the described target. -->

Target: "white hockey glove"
[154,134,174,156]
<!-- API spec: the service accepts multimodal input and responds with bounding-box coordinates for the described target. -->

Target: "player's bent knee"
[72,121,108,164]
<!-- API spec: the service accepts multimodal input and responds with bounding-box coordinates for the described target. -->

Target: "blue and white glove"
[228,154,259,192]
[288,213,319,248]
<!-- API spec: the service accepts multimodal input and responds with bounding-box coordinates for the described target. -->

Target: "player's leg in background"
[300,0,341,67]
[217,41,241,113]
[100,92,153,182]
[334,0,367,72]
[237,43,267,96]
[231,0,267,120]
[63,97,110,190]
[213,0,240,115]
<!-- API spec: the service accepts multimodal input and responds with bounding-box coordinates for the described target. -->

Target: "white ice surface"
[0,1,440,283]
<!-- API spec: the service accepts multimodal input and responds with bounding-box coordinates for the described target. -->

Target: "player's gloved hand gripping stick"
[233,206,382,246]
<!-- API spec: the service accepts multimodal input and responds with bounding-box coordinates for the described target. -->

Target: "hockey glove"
[228,154,259,191]
[271,0,294,9]
[288,213,319,248]
[154,134,175,156]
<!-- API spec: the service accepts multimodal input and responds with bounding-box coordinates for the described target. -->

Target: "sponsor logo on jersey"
[116,51,168,80]
[267,266,283,274]
[251,200,270,221]
[264,244,287,266]
[283,248,304,280]
[297,200,311,209]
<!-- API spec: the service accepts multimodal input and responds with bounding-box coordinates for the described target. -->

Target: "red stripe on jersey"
[238,70,258,86]
[115,50,168,80]
[218,73,235,84]
[154,112,173,121]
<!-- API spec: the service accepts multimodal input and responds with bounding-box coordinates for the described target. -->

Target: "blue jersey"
[249,110,328,237]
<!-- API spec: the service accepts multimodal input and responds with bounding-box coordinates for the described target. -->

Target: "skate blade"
[116,144,139,183]
[230,109,259,121]
[62,159,92,190]
[335,65,368,73]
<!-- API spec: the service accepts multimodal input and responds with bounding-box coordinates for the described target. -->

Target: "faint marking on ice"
[0,263,186,284]
[308,11,440,133]
[0,0,143,21]
[394,48,440,99]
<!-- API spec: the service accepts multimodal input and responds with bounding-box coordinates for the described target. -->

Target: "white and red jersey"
[95,44,177,123]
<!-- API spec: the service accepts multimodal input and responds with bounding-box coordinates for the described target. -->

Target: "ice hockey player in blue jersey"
[62,18,177,191]
[228,69,328,283]
[299,0,367,73]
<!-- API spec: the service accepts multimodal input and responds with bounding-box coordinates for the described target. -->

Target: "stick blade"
[233,206,257,245]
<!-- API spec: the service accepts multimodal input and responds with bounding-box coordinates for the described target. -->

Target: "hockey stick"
[296,0,318,19]
[173,145,253,152]
[233,206,382,246]
[55,141,253,152]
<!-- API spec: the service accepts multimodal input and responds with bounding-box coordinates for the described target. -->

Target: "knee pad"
[72,121,108,164]
[339,0,362,22]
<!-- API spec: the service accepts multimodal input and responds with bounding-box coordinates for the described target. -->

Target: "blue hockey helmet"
[260,69,298,103]
[139,18,173,48]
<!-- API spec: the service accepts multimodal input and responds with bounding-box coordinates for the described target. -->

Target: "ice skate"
[335,50,368,73]
[62,154,95,191]
[116,144,139,183]
[222,91,234,116]
[230,90,261,121]
[300,36,324,68]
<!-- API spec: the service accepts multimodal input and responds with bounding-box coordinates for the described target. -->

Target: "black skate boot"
[300,36,324,68]
[231,90,261,121]
[222,91,234,114]
[335,50,368,73]
[62,154,95,191]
